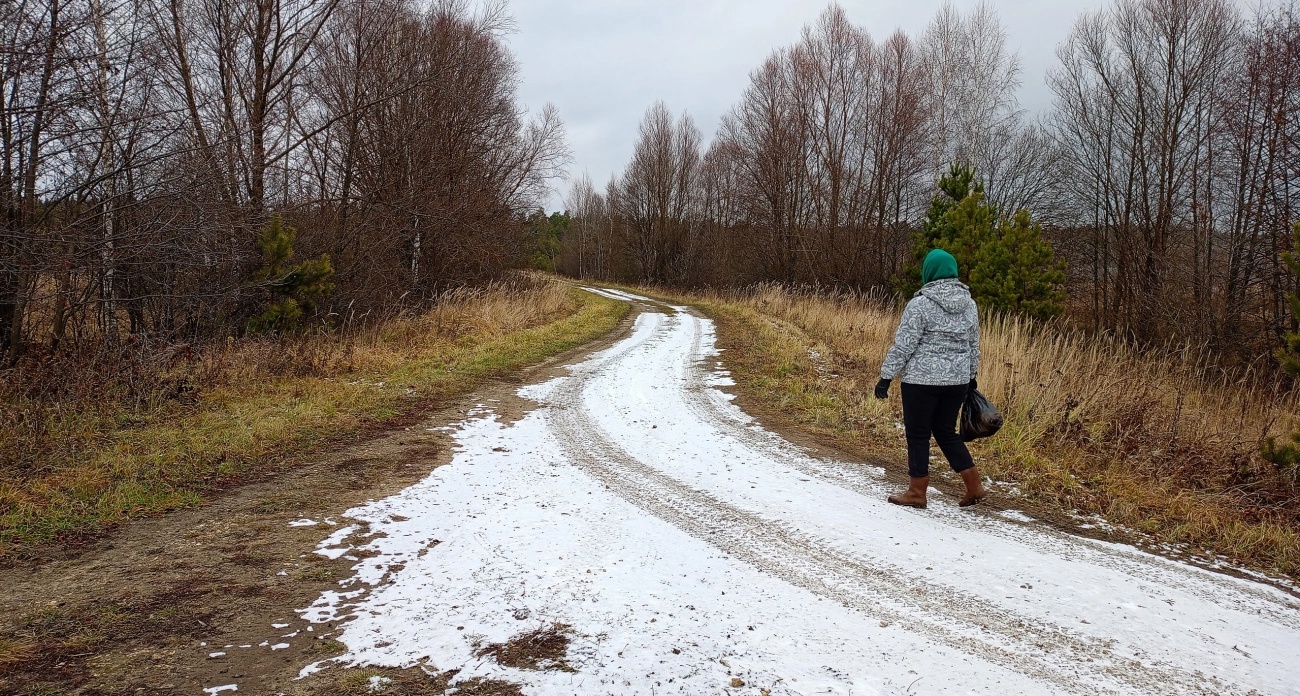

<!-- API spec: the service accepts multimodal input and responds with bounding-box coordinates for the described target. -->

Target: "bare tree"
[1050,0,1238,338]
[0,0,568,365]
[559,173,614,281]
[612,102,701,284]
[699,5,933,289]
[1215,4,1300,350]
[921,2,1023,194]
[716,50,809,284]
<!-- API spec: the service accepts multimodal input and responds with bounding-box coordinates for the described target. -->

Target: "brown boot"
[888,477,929,509]
[958,467,988,507]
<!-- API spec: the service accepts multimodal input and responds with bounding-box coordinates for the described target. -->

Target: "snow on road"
[299,290,1300,695]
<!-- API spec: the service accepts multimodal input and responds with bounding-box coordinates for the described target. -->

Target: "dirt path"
[0,316,638,696]
[4,289,1299,695]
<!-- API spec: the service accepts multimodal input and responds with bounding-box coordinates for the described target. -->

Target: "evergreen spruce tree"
[248,216,335,334]
[1262,222,1300,477]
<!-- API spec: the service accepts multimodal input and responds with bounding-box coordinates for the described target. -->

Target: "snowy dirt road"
[299,290,1300,695]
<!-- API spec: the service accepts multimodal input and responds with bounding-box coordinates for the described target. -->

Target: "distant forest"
[556,0,1300,365]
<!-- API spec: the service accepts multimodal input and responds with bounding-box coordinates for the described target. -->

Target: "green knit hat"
[921,249,959,285]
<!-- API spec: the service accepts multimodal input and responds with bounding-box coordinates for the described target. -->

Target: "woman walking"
[874,249,987,508]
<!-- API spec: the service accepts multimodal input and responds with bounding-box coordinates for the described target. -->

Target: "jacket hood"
[921,249,960,284]
[918,278,973,314]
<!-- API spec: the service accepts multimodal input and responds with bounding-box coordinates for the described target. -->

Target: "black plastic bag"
[960,388,1004,442]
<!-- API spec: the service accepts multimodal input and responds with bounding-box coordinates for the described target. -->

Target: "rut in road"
[547,302,1230,696]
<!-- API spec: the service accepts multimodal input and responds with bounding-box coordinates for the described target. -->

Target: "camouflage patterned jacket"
[880,279,980,386]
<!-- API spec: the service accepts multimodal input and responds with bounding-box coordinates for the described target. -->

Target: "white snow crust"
[298,291,1300,695]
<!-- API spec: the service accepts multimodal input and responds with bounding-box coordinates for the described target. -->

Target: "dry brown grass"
[0,276,628,553]
[1,279,580,473]
[671,284,1300,578]
[301,666,524,695]
[474,623,576,672]
[0,637,38,667]
[209,278,587,383]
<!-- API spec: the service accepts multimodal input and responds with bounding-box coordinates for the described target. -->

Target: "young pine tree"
[970,209,1067,320]
[1262,222,1300,476]
[940,186,999,281]
[248,216,335,334]
[901,162,1065,320]
[899,163,984,292]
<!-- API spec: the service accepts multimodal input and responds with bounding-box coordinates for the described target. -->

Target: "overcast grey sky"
[507,0,1111,210]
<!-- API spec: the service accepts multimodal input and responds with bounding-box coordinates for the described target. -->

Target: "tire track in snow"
[302,289,1297,694]
[546,303,1232,696]
[670,308,1300,633]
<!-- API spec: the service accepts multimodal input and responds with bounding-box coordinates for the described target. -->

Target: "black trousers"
[901,382,975,479]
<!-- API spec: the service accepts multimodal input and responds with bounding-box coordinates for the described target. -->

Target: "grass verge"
[643,284,1300,580]
[0,280,627,556]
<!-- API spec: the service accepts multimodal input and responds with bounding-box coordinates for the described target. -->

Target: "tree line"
[0,0,567,362]
[557,0,1300,364]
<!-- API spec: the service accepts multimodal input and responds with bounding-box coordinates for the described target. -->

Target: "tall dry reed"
[0,276,576,479]
[698,284,1300,574]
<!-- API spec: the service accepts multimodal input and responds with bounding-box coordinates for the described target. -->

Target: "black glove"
[969,377,978,391]
[874,378,891,399]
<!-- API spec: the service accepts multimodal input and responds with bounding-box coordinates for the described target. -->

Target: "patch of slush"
[580,287,651,303]
[580,287,638,302]
[202,686,237,695]
[299,294,1300,695]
